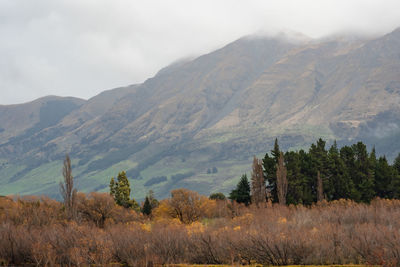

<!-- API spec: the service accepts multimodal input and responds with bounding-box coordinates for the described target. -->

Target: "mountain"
[1,29,400,199]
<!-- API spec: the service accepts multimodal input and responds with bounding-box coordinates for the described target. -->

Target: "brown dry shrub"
[0,223,33,265]
[2,195,400,266]
[76,192,141,227]
[108,223,149,266]
[1,196,63,227]
[149,222,189,264]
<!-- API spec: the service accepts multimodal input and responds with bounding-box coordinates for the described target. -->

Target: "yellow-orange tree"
[154,188,216,223]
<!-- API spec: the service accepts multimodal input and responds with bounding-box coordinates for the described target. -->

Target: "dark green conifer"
[109,171,139,210]
[284,151,304,205]
[229,174,251,205]
[271,138,280,163]
[309,138,329,202]
[326,142,354,200]
[109,177,116,197]
[375,156,394,198]
[352,142,375,203]
[394,153,400,174]
[209,192,226,200]
[142,196,152,216]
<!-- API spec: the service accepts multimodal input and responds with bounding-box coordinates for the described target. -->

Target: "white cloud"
[0,0,399,104]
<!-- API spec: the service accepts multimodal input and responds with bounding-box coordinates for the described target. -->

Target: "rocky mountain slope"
[1,28,400,199]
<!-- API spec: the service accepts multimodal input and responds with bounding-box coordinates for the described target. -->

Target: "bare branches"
[60,154,77,220]
[251,156,266,206]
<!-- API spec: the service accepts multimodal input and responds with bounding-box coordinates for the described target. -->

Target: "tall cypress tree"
[142,196,152,216]
[263,138,280,203]
[271,138,280,163]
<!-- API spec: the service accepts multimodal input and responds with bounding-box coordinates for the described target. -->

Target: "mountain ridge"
[1,28,400,199]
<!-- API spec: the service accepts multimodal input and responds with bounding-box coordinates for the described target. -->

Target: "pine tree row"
[230,138,400,205]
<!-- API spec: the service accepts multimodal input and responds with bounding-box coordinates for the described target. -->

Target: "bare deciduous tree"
[77,192,115,228]
[60,154,77,220]
[276,152,287,205]
[251,156,266,206]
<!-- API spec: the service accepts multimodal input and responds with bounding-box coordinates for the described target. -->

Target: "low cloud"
[1,0,400,104]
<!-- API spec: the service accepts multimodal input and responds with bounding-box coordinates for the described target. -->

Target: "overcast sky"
[1,0,400,104]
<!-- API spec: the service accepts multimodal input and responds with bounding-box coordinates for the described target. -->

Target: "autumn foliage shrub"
[1,193,400,266]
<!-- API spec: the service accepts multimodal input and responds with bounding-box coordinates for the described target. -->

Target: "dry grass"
[166,265,375,267]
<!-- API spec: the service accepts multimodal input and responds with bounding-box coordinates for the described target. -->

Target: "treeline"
[230,138,400,206]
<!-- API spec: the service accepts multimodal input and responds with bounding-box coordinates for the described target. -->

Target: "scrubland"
[0,192,399,266]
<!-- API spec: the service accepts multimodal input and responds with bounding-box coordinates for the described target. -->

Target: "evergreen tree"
[262,147,279,203]
[257,138,400,204]
[394,153,400,174]
[352,142,375,203]
[375,156,394,198]
[109,171,139,209]
[142,196,152,216]
[263,152,277,202]
[229,174,251,205]
[271,138,280,163]
[285,151,304,205]
[369,146,377,168]
[116,171,131,207]
[263,139,280,203]
[340,145,361,201]
[391,154,400,198]
[212,166,218,173]
[309,139,329,201]
[317,170,324,202]
[298,149,315,205]
[390,169,400,199]
[109,177,116,197]
[209,192,226,200]
[326,142,354,200]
